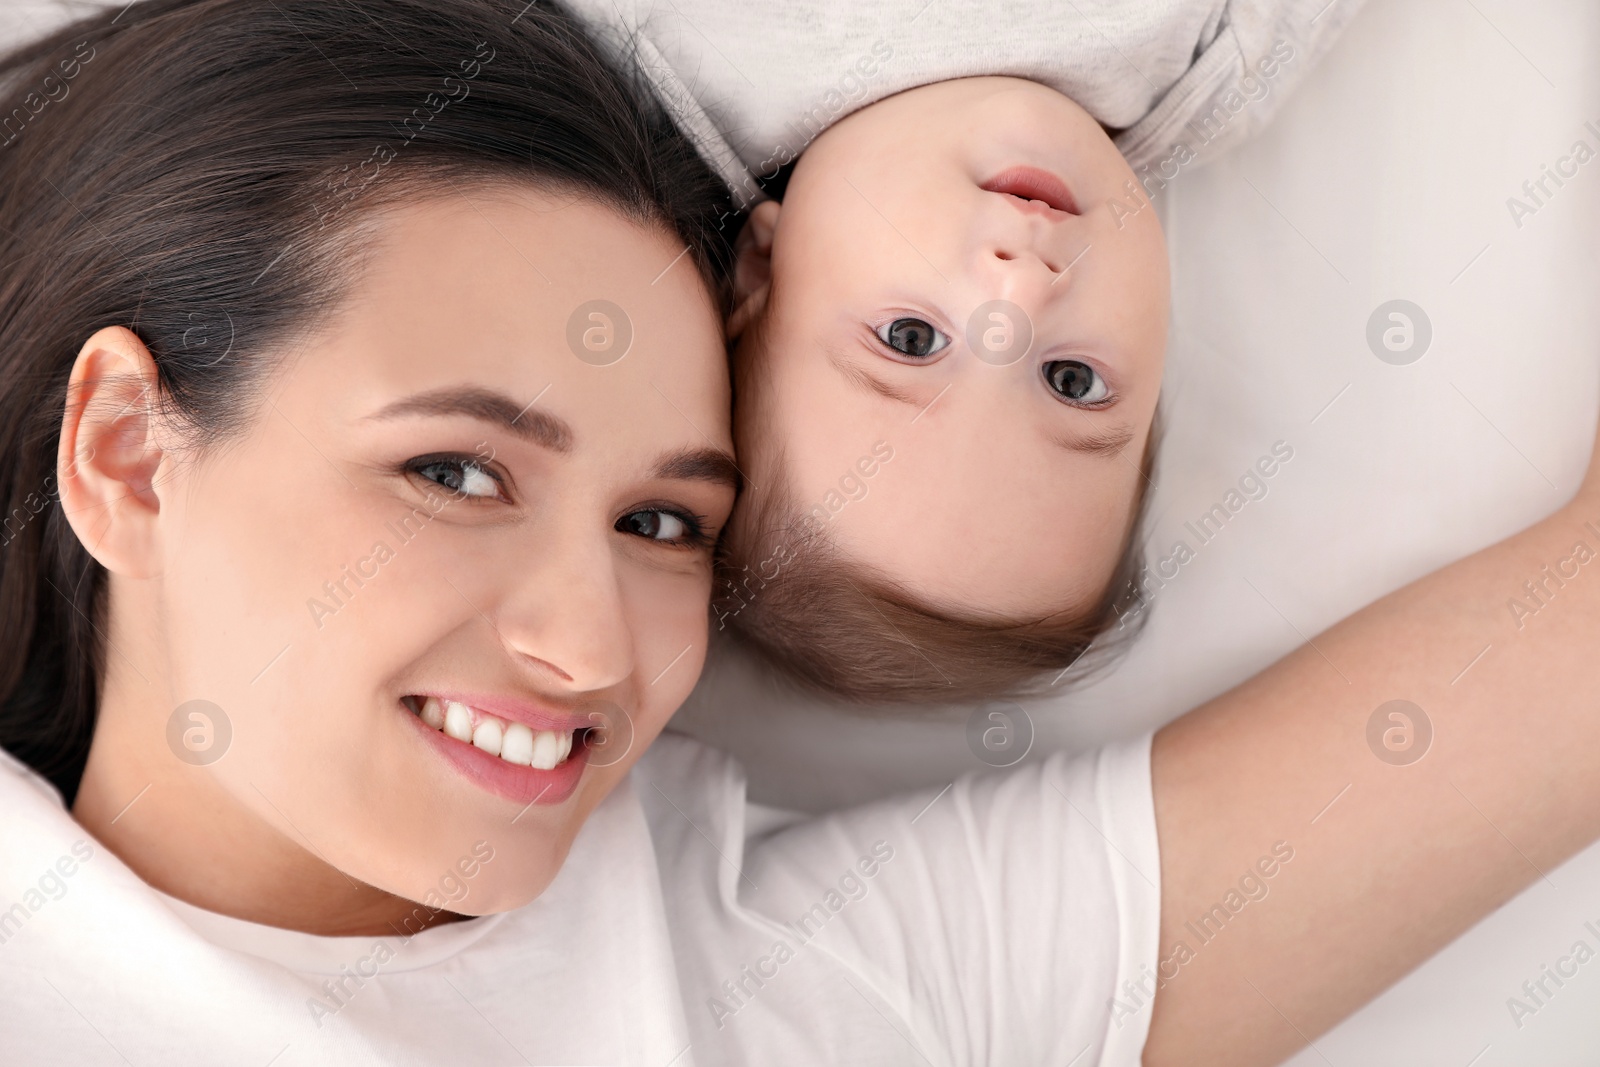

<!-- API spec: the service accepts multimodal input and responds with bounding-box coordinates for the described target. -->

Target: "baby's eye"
[875,317,950,359]
[1043,359,1112,406]
[617,508,710,548]
[410,456,505,500]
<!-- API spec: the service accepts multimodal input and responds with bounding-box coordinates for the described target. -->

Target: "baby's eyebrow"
[1050,424,1136,458]
[830,349,924,407]
[832,344,1137,457]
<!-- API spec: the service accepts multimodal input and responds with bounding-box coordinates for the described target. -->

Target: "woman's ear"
[57,326,170,579]
[727,199,781,341]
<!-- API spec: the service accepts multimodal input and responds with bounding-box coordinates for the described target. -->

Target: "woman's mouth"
[401,694,592,805]
[408,694,577,769]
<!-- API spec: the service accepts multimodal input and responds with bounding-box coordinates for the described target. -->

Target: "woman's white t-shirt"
[0,732,1158,1066]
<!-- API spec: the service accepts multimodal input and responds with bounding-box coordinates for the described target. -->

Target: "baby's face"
[733,76,1169,620]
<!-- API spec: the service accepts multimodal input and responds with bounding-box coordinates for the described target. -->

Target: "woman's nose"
[491,528,633,694]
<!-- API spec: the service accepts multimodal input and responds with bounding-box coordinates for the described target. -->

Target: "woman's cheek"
[627,564,713,707]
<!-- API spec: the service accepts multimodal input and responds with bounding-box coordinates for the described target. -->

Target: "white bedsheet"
[677,0,1600,1061]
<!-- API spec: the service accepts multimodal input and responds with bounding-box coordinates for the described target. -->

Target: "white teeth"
[471,717,504,757]
[530,729,562,771]
[443,700,474,742]
[414,697,575,771]
[501,723,535,765]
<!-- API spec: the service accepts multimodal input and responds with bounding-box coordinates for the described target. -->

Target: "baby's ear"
[728,199,780,340]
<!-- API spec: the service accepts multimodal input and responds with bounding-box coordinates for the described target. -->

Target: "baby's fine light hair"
[718,306,1160,706]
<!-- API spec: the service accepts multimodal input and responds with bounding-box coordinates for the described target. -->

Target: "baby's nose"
[972,237,1073,307]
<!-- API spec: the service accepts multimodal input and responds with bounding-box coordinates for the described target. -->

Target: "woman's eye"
[875,317,950,358]
[1043,359,1112,406]
[410,457,504,500]
[617,509,708,547]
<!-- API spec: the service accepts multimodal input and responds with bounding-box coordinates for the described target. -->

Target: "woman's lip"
[981,165,1081,216]
[412,691,590,734]
[404,704,589,806]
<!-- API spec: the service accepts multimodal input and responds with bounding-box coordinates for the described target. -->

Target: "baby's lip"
[981,165,1081,217]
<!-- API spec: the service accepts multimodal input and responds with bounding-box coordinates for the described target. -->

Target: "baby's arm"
[1146,424,1600,1064]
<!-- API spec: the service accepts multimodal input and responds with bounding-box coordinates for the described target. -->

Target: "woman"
[0,0,740,1059]
[2,2,1599,1066]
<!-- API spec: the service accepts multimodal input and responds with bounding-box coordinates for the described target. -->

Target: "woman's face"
[88,188,734,919]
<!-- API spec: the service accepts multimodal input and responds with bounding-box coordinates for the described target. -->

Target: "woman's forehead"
[297,192,732,448]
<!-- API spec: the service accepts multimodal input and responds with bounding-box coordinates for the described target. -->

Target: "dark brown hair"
[0,0,734,801]
[718,302,1159,706]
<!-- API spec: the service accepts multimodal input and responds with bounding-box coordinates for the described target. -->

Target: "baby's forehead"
[718,448,1141,703]
[749,413,1140,607]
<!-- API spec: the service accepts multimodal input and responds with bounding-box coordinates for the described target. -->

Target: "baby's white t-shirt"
[561,0,1369,208]
[0,732,1158,1065]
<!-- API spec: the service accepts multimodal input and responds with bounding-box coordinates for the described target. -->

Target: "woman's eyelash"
[620,505,716,549]
[402,453,509,501]
[397,458,717,553]
[669,512,714,548]
[396,460,715,547]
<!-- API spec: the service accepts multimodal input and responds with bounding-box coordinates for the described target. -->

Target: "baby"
[720,76,1168,703]
[719,76,1171,703]
[568,0,1362,702]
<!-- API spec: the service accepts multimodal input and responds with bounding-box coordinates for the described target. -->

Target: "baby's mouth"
[402,695,583,770]
[981,165,1081,217]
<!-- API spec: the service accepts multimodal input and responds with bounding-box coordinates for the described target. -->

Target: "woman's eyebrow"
[367,388,738,487]
[652,447,741,491]
[367,387,573,452]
